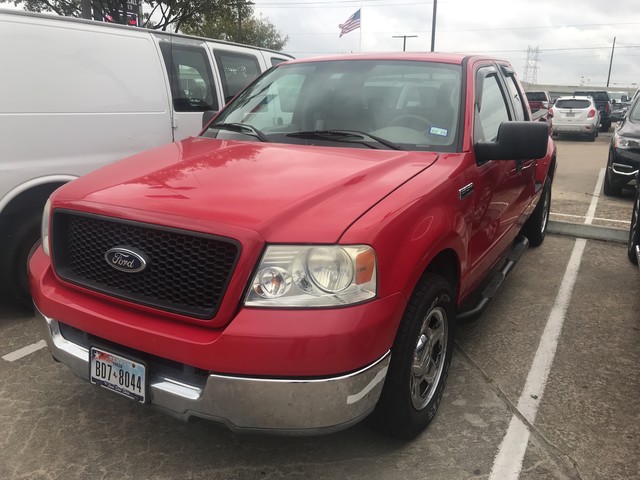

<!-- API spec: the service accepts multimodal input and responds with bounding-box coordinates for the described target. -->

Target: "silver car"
[551,96,600,141]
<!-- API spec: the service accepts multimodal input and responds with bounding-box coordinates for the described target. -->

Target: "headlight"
[615,134,640,149]
[245,245,377,307]
[41,198,52,257]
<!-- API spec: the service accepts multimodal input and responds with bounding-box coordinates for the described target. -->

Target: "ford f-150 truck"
[30,53,556,439]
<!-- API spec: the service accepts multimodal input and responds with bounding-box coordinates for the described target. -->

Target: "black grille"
[51,211,240,319]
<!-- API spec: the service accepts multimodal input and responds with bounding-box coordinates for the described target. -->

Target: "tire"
[628,188,640,264]
[603,169,622,196]
[370,273,455,439]
[0,213,41,309]
[589,130,596,142]
[522,178,551,247]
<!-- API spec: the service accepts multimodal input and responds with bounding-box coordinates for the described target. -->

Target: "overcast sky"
[253,0,640,89]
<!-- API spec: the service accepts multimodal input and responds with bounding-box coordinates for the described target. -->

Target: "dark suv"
[574,90,612,131]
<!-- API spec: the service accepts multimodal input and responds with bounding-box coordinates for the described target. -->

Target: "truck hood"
[57,137,438,243]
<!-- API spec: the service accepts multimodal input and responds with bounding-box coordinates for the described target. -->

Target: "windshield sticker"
[429,126,448,137]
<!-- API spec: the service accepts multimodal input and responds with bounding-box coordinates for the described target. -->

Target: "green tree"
[0,1,239,32]
[181,8,288,51]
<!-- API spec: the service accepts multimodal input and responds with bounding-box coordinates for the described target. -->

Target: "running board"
[456,235,530,322]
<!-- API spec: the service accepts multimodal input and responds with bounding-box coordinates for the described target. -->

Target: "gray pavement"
[0,132,638,479]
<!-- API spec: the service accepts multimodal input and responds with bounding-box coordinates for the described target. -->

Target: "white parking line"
[550,212,630,225]
[488,169,605,479]
[2,340,47,362]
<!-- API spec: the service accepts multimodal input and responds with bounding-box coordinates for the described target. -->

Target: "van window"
[214,51,261,103]
[160,43,219,112]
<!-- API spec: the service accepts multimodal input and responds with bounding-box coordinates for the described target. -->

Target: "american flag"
[339,9,361,38]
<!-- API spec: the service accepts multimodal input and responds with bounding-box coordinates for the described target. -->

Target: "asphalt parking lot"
[1,131,638,480]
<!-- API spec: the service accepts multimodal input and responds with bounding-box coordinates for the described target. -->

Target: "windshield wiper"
[286,130,404,150]
[209,123,270,142]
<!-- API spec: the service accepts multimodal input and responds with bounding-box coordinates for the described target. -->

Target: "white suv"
[550,96,600,141]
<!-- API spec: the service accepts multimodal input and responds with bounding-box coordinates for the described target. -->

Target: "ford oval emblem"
[104,247,148,273]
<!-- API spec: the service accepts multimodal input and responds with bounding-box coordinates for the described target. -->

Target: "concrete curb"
[547,220,628,244]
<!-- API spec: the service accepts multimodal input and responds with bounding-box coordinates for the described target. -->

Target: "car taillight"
[605,103,610,114]
[549,108,554,116]
[588,109,596,118]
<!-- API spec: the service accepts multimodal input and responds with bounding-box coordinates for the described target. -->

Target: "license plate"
[90,347,146,403]
[566,112,576,117]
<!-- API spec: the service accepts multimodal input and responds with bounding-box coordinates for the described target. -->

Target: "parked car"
[0,8,292,307]
[30,53,556,439]
[550,96,600,141]
[629,171,640,266]
[609,91,631,123]
[604,95,640,196]
[573,90,612,131]
[526,91,552,112]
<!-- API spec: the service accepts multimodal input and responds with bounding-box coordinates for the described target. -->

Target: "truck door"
[467,65,536,287]
[158,39,221,141]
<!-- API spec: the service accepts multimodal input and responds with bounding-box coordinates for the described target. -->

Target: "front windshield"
[203,59,462,151]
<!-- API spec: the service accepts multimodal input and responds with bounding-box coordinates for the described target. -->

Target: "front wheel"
[370,273,455,439]
[628,188,640,264]
[0,213,41,308]
[603,168,622,196]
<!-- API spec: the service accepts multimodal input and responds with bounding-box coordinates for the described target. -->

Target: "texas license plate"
[90,347,146,403]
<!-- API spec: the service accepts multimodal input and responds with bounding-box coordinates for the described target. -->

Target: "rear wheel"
[589,129,597,142]
[628,188,640,264]
[370,273,455,439]
[522,178,551,247]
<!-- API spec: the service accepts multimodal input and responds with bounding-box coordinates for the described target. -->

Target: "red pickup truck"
[30,53,556,439]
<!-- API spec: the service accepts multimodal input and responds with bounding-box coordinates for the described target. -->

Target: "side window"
[159,43,218,112]
[214,51,261,103]
[271,57,287,67]
[476,73,510,142]
[504,75,526,120]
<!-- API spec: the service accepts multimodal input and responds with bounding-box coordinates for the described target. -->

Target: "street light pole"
[392,35,418,51]
[606,36,616,88]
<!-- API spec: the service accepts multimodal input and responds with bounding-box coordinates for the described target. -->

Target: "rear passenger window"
[271,57,287,67]
[504,76,526,121]
[159,43,218,112]
[214,51,261,103]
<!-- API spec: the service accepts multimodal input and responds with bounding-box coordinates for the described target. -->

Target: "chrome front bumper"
[37,307,390,434]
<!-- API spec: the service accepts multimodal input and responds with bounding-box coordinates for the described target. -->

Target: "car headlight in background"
[245,245,377,307]
[614,134,640,149]
[41,198,51,257]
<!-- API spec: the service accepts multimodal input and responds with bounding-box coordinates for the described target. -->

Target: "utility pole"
[392,35,418,51]
[430,0,437,52]
[236,0,254,43]
[81,0,92,19]
[607,36,616,88]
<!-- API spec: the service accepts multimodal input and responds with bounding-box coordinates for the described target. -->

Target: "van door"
[157,39,221,141]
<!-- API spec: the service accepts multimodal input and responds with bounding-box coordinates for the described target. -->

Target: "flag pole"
[359,6,362,52]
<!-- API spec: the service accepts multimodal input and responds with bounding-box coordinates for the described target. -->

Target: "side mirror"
[612,99,617,104]
[474,121,549,162]
[202,110,218,129]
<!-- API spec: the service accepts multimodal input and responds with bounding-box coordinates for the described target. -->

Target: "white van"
[0,9,293,306]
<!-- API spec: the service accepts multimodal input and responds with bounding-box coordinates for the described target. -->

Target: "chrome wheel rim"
[410,307,448,410]
[540,187,550,235]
